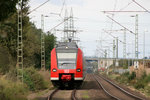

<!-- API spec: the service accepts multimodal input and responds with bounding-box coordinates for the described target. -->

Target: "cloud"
[29,0,150,57]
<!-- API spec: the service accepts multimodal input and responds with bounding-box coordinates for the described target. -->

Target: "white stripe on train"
[50,77,83,80]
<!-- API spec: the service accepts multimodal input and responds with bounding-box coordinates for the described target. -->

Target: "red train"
[50,42,86,87]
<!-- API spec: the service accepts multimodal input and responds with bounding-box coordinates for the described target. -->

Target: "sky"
[28,0,150,58]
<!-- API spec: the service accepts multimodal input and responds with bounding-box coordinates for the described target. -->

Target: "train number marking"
[64,69,69,73]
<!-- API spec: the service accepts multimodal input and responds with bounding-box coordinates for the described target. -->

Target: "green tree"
[0,0,56,74]
[0,0,18,22]
[45,32,56,70]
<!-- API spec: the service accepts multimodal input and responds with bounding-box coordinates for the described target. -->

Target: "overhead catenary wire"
[103,29,125,44]
[119,1,133,11]
[102,0,150,13]
[28,0,50,15]
[48,17,71,32]
[110,0,118,30]
[106,15,134,34]
[50,0,66,18]
[60,0,66,16]
[132,0,150,13]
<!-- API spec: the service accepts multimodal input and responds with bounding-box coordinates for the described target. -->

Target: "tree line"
[0,0,56,74]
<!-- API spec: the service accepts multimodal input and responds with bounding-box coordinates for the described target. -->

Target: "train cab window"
[57,53,77,69]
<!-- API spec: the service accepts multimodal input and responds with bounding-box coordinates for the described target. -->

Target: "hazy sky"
[29,0,150,58]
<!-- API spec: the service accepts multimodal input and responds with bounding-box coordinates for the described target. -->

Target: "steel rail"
[98,75,145,100]
[93,74,120,100]
[48,88,59,100]
[71,89,77,100]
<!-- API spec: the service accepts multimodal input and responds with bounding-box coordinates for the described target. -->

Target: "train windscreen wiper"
[61,62,74,65]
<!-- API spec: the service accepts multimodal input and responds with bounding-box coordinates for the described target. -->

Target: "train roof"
[56,42,78,49]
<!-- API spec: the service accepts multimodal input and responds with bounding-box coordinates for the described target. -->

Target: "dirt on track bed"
[52,90,73,100]
[76,74,113,100]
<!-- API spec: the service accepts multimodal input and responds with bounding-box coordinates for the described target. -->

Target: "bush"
[116,75,128,84]
[134,81,145,89]
[0,78,28,100]
[141,71,147,79]
[122,72,130,76]
[143,74,150,83]
[23,67,47,91]
[128,72,136,81]
[145,86,150,94]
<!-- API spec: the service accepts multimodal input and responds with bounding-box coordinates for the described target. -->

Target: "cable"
[60,0,66,16]
[132,0,150,13]
[102,0,149,13]
[28,0,50,15]
[110,0,118,30]
[106,15,134,34]
[103,29,125,44]
[119,1,133,11]
[48,17,71,32]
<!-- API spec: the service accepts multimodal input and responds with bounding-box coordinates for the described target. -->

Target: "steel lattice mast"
[123,29,126,58]
[135,14,138,66]
[69,8,75,40]
[17,0,23,83]
[63,9,69,41]
[41,14,45,70]
[113,39,116,58]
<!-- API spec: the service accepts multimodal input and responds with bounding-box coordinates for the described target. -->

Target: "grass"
[0,77,28,100]
[0,67,53,100]
[82,91,90,99]
[107,71,150,97]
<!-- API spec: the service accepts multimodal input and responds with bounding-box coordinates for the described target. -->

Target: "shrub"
[145,86,150,94]
[128,72,136,81]
[141,71,147,79]
[122,72,130,76]
[134,81,145,89]
[133,73,150,90]
[23,67,47,91]
[144,75,150,83]
[0,78,28,100]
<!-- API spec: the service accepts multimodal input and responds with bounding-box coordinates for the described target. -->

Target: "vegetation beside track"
[0,67,53,100]
[0,77,28,100]
[0,1,55,99]
[101,69,150,97]
[0,0,56,73]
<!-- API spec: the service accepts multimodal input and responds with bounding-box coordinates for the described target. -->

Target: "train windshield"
[57,53,77,69]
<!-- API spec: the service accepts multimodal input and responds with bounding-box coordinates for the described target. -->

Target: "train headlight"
[52,68,57,72]
[77,69,81,72]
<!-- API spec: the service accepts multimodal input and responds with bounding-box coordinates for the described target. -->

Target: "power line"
[102,0,150,13]
[28,0,50,15]
[119,1,133,11]
[132,0,150,13]
[106,15,134,34]
[110,0,118,30]
[48,17,71,32]
[60,0,66,16]
[103,29,125,44]
[103,11,148,13]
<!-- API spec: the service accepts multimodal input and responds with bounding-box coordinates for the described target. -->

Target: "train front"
[50,42,84,87]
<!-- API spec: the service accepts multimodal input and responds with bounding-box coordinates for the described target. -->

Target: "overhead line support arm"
[106,16,135,35]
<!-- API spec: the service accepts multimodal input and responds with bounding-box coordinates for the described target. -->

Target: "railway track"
[71,89,77,100]
[93,75,120,100]
[93,74,145,100]
[48,88,77,100]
